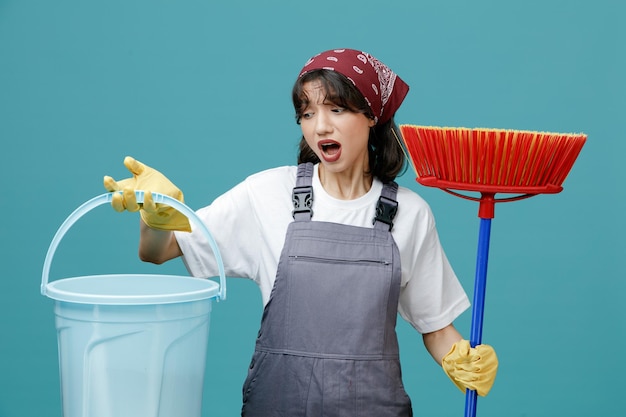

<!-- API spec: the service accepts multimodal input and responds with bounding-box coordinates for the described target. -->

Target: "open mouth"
[319,140,341,158]
[321,142,341,155]
[318,140,342,162]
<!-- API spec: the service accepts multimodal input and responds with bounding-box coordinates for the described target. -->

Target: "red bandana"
[298,48,409,124]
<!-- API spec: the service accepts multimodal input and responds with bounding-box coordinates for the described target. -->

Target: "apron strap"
[292,162,314,221]
[373,181,399,231]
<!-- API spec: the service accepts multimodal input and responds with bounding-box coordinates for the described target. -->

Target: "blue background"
[1,0,624,416]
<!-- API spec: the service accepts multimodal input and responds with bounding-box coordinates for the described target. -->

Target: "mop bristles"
[399,125,587,195]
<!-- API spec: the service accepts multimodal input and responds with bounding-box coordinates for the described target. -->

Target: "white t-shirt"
[176,164,469,334]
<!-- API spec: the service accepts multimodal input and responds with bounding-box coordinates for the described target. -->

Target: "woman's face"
[299,80,375,177]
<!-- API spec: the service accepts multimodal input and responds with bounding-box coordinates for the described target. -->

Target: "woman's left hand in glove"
[442,339,498,396]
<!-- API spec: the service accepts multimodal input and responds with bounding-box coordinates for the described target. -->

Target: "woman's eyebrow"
[321,96,341,105]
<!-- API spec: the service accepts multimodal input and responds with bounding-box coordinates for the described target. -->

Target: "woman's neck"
[318,164,373,200]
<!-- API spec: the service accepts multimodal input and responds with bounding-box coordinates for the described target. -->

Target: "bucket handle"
[41,191,226,301]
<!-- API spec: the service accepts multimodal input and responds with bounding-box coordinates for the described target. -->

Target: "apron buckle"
[374,195,398,230]
[292,186,314,219]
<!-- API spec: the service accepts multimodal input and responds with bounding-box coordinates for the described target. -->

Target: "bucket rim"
[45,274,220,305]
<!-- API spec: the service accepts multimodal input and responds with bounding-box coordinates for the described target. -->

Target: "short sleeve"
[175,179,264,281]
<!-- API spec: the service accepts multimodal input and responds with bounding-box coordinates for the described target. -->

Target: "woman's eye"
[302,112,313,119]
[331,107,345,114]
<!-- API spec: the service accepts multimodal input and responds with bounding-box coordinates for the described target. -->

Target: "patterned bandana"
[298,48,409,124]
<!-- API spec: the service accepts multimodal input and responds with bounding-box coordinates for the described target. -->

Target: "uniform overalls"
[242,163,413,417]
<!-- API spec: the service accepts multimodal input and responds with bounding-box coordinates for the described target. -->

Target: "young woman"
[104,48,498,416]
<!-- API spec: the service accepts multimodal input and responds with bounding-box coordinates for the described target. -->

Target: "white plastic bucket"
[41,192,226,417]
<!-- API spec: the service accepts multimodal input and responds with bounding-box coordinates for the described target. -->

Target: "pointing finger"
[123,156,146,177]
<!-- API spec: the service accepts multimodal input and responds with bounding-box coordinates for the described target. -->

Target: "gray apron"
[242,163,412,417]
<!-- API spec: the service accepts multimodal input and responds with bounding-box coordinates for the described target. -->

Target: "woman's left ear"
[368,118,376,128]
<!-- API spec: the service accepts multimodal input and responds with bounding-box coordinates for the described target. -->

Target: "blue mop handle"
[464,218,492,417]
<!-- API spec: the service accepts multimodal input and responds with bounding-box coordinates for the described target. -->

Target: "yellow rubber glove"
[442,339,498,397]
[103,156,191,232]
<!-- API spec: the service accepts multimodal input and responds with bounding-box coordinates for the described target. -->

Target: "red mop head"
[398,125,587,218]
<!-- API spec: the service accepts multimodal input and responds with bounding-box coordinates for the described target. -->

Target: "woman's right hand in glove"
[103,156,191,232]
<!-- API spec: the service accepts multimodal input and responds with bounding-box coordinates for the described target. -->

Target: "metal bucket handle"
[41,191,226,301]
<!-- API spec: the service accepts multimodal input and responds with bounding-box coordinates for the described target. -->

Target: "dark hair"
[292,69,406,183]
